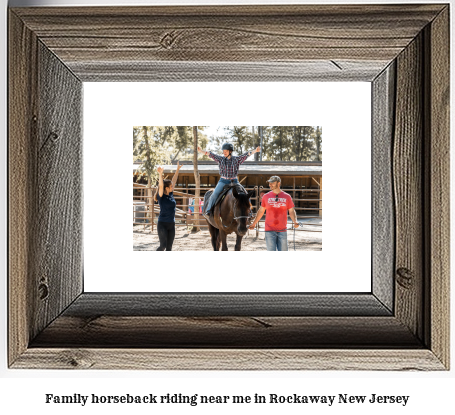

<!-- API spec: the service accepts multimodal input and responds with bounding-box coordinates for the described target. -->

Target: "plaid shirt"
[208,151,252,178]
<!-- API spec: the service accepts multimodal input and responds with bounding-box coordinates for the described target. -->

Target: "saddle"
[203,182,247,215]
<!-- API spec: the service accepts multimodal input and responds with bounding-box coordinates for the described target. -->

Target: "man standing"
[249,176,299,251]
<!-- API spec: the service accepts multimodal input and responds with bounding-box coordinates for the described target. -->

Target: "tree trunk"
[302,126,307,161]
[316,126,322,161]
[259,126,263,161]
[192,126,201,232]
[171,149,181,162]
[253,126,259,161]
[294,126,300,162]
[280,128,283,161]
[142,126,154,226]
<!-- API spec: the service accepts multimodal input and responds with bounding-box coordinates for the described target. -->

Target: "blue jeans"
[265,231,288,251]
[205,178,239,213]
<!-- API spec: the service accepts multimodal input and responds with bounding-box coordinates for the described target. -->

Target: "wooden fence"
[133,183,322,234]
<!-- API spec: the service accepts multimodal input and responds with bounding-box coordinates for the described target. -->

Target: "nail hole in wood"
[38,282,49,300]
[49,132,59,142]
[396,267,414,289]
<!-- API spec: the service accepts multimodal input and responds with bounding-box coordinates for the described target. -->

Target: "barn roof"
[133,161,322,176]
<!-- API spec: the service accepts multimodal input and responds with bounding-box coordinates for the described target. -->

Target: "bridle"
[233,198,254,222]
[221,196,253,229]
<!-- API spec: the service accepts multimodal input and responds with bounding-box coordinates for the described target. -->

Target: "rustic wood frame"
[8,5,449,370]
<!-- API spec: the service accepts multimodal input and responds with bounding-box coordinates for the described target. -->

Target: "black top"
[156,192,176,223]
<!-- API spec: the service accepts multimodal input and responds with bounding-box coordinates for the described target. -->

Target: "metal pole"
[251,126,256,161]
[258,185,264,238]
[259,126,263,161]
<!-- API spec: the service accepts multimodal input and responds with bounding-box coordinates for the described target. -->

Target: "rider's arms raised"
[197,146,208,156]
[198,146,223,162]
[237,146,261,164]
[198,146,261,160]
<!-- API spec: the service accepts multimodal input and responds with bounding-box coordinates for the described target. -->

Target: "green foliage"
[133,126,322,187]
[133,126,210,185]
[133,126,171,185]
[314,126,323,161]
[205,126,322,161]
[224,126,252,154]
[175,126,209,161]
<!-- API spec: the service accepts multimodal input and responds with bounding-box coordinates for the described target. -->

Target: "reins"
[233,199,254,221]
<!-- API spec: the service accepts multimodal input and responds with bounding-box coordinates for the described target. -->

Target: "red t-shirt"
[261,191,294,232]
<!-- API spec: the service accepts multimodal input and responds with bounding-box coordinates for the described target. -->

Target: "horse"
[204,186,255,251]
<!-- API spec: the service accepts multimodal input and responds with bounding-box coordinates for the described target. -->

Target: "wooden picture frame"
[8,4,449,370]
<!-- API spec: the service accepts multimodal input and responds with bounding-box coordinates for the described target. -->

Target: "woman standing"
[197,143,260,216]
[155,162,182,251]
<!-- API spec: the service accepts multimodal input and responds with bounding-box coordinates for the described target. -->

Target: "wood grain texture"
[426,6,450,368]
[13,349,445,371]
[70,61,387,82]
[11,5,445,82]
[8,11,38,366]
[9,12,83,366]
[63,293,391,317]
[32,42,83,339]
[393,34,424,340]
[372,63,395,312]
[31,316,421,348]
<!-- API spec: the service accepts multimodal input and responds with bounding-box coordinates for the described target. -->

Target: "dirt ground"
[133,218,322,251]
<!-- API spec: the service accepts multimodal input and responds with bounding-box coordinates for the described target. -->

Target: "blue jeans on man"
[205,178,239,215]
[265,231,288,251]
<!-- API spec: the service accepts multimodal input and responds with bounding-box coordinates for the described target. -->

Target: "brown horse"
[204,187,254,251]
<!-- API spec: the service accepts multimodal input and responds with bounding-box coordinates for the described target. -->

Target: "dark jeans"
[156,221,175,251]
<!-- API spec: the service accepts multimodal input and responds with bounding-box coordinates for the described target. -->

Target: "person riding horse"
[197,142,261,217]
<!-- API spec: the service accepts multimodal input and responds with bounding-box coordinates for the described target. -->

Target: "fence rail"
[133,185,321,233]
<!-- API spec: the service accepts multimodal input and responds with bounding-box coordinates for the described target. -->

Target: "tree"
[174,126,209,161]
[133,126,209,178]
[257,126,264,161]
[270,126,293,161]
[203,126,322,162]
[223,126,253,154]
[315,126,322,161]
[137,126,322,165]
[260,126,272,160]
[133,126,171,186]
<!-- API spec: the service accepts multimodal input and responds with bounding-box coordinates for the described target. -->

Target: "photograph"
[133,126,322,252]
